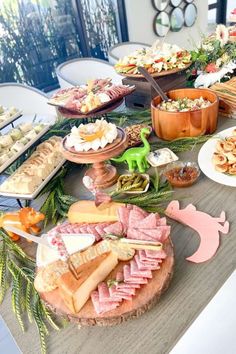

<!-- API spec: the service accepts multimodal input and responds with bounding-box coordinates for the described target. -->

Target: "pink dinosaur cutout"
[165,200,229,263]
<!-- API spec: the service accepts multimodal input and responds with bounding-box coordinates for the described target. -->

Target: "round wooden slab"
[118,63,191,79]
[39,238,174,326]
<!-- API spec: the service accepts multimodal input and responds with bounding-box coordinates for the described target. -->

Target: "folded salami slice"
[123,265,148,284]
[117,206,130,232]
[156,217,167,226]
[134,255,160,271]
[144,249,167,259]
[136,213,157,229]
[91,291,120,314]
[130,259,152,279]
[128,209,146,228]
[98,282,114,303]
[132,205,149,218]
[104,222,123,236]
[86,225,101,241]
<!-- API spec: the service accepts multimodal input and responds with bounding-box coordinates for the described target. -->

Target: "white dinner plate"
[198,126,236,187]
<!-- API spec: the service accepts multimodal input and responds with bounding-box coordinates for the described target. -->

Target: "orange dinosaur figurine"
[0,207,45,241]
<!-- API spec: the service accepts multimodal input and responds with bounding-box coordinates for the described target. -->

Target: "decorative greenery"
[150,135,213,153]
[0,229,65,354]
[39,165,77,226]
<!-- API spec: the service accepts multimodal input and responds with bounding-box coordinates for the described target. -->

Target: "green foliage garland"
[0,230,65,354]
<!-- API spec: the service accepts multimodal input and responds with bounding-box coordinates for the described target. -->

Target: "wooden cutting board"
[39,238,174,326]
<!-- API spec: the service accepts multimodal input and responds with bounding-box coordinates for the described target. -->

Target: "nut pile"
[125,124,151,147]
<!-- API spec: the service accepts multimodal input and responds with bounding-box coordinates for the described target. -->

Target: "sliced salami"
[130,259,152,279]
[117,206,130,232]
[91,291,120,314]
[98,282,112,302]
[104,222,123,236]
[128,209,146,228]
[144,249,167,259]
[136,213,157,229]
[123,265,148,284]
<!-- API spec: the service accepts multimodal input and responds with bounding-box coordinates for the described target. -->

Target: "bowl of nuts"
[125,124,152,148]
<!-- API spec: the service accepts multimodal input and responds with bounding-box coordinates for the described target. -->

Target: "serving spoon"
[138,66,169,102]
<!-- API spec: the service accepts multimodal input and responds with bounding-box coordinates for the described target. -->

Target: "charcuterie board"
[39,237,174,326]
[120,63,192,79]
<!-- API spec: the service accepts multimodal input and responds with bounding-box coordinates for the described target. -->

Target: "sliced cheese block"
[58,252,118,313]
[68,200,125,224]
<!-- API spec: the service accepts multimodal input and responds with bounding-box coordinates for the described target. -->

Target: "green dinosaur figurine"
[111,127,150,173]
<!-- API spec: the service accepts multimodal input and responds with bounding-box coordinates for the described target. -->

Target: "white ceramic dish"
[147,148,179,167]
[198,126,236,187]
[117,173,150,194]
[0,109,22,130]
[0,123,52,174]
[0,159,66,199]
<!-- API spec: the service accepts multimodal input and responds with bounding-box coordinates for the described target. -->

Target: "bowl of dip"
[163,161,200,188]
[151,88,219,141]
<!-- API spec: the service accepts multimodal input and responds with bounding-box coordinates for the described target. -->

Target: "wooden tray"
[39,237,174,326]
[57,98,124,119]
[119,63,191,79]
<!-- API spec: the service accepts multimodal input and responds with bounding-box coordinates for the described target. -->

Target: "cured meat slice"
[132,205,148,218]
[109,285,134,299]
[156,217,167,226]
[128,209,146,228]
[117,206,130,232]
[144,249,167,259]
[136,213,157,229]
[158,226,171,242]
[95,224,106,236]
[123,265,148,284]
[138,228,163,241]
[127,228,153,241]
[91,291,120,314]
[134,255,159,271]
[86,225,101,241]
[79,225,89,234]
[130,259,152,279]
[115,273,140,289]
[104,222,123,236]
[98,282,112,302]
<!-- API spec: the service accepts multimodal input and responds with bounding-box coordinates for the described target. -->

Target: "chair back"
[0,83,56,121]
[56,58,122,89]
[108,41,151,65]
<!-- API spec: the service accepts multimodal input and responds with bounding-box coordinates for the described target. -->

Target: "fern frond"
[0,241,7,304]
[39,302,61,331]
[25,281,33,323]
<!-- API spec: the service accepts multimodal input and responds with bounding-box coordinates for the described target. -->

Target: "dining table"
[1,115,236,354]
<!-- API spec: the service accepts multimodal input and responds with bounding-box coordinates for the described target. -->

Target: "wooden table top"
[1,116,236,354]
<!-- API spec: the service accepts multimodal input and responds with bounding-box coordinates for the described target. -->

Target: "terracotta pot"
[151,88,219,141]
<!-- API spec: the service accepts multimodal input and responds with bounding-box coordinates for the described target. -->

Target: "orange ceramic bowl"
[151,88,219,141]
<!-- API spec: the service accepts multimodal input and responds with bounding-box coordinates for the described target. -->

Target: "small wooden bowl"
[151,88,219,141]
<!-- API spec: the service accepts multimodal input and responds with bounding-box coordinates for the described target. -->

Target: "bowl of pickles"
[117,173,150,194]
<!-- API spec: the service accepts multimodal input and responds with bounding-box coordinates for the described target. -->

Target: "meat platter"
[35,201,174,326]
[48,78,135,116]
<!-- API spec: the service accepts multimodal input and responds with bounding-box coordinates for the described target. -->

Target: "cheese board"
[119,63,191,79]
[39,237,174,326]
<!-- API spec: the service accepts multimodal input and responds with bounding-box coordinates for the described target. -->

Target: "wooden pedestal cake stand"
[39,237,174,326]
[61,127,128,189]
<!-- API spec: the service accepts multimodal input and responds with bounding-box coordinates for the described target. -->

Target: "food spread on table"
[114,42,191,76]
[0,136,63,194]
[156,97,212,112]
[0,105,21,125]
[163,162,200,188]
[147,148,178,167]
[48,78,135,114]
[212,129,236,175]
[65,119,118,152]
[0,122,46,167]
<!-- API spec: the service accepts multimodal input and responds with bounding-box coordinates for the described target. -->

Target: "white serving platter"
[0,159,66,200]
[198,126,236,187]
[0,123,52,174]
[0,109,23,130]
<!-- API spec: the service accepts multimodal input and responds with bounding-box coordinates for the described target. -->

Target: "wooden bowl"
[151,88,219,141]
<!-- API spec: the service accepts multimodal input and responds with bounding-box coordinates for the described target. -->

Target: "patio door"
[208,0,227,24]
[0,0,128,91]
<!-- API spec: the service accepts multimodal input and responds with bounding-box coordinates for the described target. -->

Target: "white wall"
[124,0,208,50]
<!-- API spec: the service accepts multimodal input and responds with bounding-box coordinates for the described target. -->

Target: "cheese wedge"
[68,200,124,224]
[58,252,118,313]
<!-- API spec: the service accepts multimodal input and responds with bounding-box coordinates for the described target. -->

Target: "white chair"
[0,83,57,123]
[108,41,151,65]
[56,58,123,89]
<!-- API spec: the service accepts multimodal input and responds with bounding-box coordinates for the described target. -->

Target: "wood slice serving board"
[39,238,174,326]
